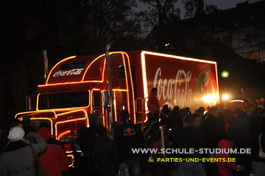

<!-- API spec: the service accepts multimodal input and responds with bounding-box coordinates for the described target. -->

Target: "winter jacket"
[37,127,68,176]
[0,133,47,176]
[213,139,238,176]
[93,135,119,176]
[228,117,252,148]
[172,125,207,159]
[114,121,145,160]
[201,114,226,148]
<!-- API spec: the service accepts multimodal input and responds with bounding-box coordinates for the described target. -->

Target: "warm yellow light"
[222,94,230,101]
[141,51,217,64]
[221,71,229,78]
[230,100,244,103]
[46,56,76,84]
[202,94,218,103]
[67,154,75,167]
[57,130,71,140]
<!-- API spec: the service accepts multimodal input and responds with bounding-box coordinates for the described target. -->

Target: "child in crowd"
[213,139,244,176]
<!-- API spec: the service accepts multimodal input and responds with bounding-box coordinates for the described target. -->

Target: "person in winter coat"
[228,108,252,175]
[36,126,68,176]
[166,106,182,133]
[114,110,145,176]
[201,106,226,148]
[200,106,226,176]
[0,126,47,176]
[93,124,119,176]
[213,139,244,176]
[173,114,207,176]
[160,104,171,125]
[147,88,160,120]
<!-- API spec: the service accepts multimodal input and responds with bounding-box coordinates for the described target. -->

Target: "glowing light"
[46,56,76,84]
[90,88,101,114]
[123,53,137,123]
[140,51,149,112]
[67,154,74,167]
[81,54,106,81]
[39,80,103,87]
[36,92,90,111]
[230,100,244,103]
[57,130,71,140]
[221,71,229,78]
[202,94,218,103]
[15,110,57,119]
[30,118,54,135]
[55,117,87,137]
[56,107,89,118]
[222,94,230,101]
[113,92,117,122]
[141,51,217,64]
[215,64,220,104]
[141,51,219,121]
[121,53,131,120]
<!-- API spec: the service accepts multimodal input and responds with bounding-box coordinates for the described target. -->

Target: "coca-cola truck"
[16,50,219,165]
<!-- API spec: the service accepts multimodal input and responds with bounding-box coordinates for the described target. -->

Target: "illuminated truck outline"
[15,51,219,166]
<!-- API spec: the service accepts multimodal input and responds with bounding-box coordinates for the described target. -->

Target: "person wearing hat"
[172,114,207,176]
[0,126,47,176]
[114,110,145,176]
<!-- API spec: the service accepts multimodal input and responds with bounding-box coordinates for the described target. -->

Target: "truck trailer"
[15,50,219,165]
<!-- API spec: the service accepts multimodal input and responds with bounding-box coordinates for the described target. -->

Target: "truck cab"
[16,52,136,166]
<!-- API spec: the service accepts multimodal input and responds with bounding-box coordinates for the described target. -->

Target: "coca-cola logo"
[53,68,84,77]
[153,68,192,107]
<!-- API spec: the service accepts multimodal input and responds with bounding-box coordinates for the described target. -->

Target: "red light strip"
[81,54,106,82]
[57,109,89,118]
[67,154,74,167]
[141,50,219,113]
[100,90,106,127]
[122,53,137,123]
[140,52,149,112]
[39,80,103,87]
[57,130,71,140]
[39,52,121,88]
[15,110,57,119]
[90,88,101,114]
[45,56,76,84]
[215,62,220,103]
[30,117,54,135]
[113,92,117,122]
[142,51,217,64]
[121,54,130,115]
[36,91,91,111]
[55,117,88,137]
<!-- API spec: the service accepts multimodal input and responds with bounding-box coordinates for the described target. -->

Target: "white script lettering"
[153,68,192,107]
[53,68,84,77]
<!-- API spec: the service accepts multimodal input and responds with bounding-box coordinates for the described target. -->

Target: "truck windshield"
[38,91,89,109]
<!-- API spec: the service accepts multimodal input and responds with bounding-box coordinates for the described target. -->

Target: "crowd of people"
[0,120,68,176]
[0,88,265,176]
